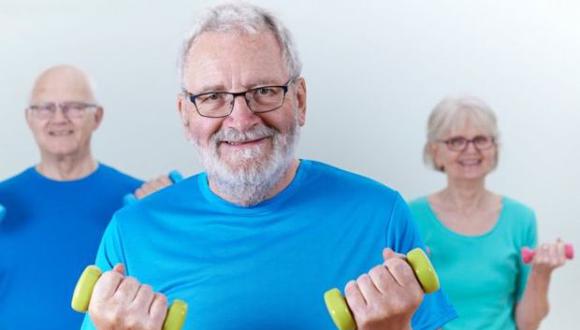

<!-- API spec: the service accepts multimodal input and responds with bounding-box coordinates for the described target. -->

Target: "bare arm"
[515,240,567,330]
[515,270,551,330]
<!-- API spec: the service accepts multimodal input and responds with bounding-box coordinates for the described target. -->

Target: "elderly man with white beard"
[81,3,456,330]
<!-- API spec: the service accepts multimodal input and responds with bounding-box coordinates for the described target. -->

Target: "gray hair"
[423,95,500,171]
[178,2,302,88]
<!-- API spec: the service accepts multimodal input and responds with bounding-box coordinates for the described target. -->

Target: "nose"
[51,106,69,122]
[224,95,261,131]
[463,140,479,153]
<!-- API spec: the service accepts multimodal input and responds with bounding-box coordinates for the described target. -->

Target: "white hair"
[423,95,500,171]
[178,2,302,87]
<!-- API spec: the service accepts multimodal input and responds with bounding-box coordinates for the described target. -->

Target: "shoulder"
[96,163,143,186]
[0,167,36,192]
[501,196,536,223]
[114,172,204,224]
[500,196,537,246]
[304,160,400,202]
[408,196,429,211]
[500,196,537,237]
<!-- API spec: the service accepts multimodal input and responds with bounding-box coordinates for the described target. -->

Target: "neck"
[37,149,97,181]
[210,158,300,206]
[439,177,490,213]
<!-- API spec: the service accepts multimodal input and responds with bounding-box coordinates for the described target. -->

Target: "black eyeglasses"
[439,135,495,151]
[183,79,294,118]
[27,102,98,120]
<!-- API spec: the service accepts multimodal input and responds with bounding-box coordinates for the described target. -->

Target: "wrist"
[530,267,553,280]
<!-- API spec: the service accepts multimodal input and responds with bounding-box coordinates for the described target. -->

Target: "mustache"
[212,125,277,144]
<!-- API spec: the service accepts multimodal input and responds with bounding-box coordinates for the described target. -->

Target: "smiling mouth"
[221,136,269,146]
[48,130,74,136]
[458,159,482,166]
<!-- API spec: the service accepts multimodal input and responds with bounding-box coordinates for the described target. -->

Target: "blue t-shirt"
[0,164,142,330]
[409,196,537,330]
[82,160,456,330]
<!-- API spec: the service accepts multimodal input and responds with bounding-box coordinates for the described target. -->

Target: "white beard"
[193,116,300,206]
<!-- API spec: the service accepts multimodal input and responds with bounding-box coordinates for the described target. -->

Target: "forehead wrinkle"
[182,31,288,93]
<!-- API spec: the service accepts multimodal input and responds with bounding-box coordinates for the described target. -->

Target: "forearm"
[515,270,551,330]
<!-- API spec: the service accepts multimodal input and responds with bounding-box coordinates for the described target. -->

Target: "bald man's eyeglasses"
[27,102,98,119]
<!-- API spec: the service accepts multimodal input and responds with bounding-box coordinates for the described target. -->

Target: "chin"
[46,146,80,157]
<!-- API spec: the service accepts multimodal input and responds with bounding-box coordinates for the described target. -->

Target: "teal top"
[409,196,537,330]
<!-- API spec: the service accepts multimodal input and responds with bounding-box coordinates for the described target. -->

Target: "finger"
[534,244,548,264]
[151,176,171,190]
[113,263,125,275]
[368,264,395,295]
[345,280,367,312]
[160,175,172,186]
[132,284,156,311]
[114,276,141,302]
[149,294,168,328]
[356,273,381,305]
[555,240,567,265]
[385,257,420,289]
[134,187,146,199]
[382,248,405,263]
[92,269,124,301]
[547,243,558,265]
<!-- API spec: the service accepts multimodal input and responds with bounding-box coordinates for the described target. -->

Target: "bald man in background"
[0,65,144,329]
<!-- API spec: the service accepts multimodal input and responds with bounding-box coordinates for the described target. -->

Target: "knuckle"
[140,284,153,294]
[102,270,123,281]
[357,273,370,284]
[157,293,168,305]
[368,265,385,277]
[124,276,140,286]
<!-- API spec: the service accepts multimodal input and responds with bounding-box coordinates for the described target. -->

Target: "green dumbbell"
[71,265,188,330]
[324,248,440,330]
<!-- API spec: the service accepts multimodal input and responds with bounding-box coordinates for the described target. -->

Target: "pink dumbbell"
[522,244,574,264]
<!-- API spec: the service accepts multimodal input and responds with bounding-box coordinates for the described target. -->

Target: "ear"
[294,77,307,126]
[430,143,444,170]
[92,107,104,130]
[24,108,33,128]
[177,94,194,141]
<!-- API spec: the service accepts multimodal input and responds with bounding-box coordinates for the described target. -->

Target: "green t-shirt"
[409,196,537,330]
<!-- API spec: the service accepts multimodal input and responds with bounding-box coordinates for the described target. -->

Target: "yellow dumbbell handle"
[324,248,440,330]
[71,265,188,330]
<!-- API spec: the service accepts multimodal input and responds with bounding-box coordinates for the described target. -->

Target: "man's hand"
[134,175,173,200]
[344,248,423,330]
[89,264,168,330]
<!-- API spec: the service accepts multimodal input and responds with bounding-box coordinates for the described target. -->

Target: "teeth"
[50,131,73,136]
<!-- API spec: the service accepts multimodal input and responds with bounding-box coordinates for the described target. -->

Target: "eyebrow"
[188,78,287,95]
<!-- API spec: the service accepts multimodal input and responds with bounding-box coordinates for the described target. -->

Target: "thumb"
[112,263,125,275]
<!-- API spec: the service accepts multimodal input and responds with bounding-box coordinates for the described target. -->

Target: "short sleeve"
[80,215,127,329]
[385,193,458,330]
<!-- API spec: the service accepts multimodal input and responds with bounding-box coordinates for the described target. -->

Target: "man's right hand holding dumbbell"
[88,264,169,330]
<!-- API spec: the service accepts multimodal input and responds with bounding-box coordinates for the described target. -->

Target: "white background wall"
[1,0,578,327]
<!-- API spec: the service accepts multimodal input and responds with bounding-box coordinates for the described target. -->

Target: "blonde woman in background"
[409,96,569,330]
